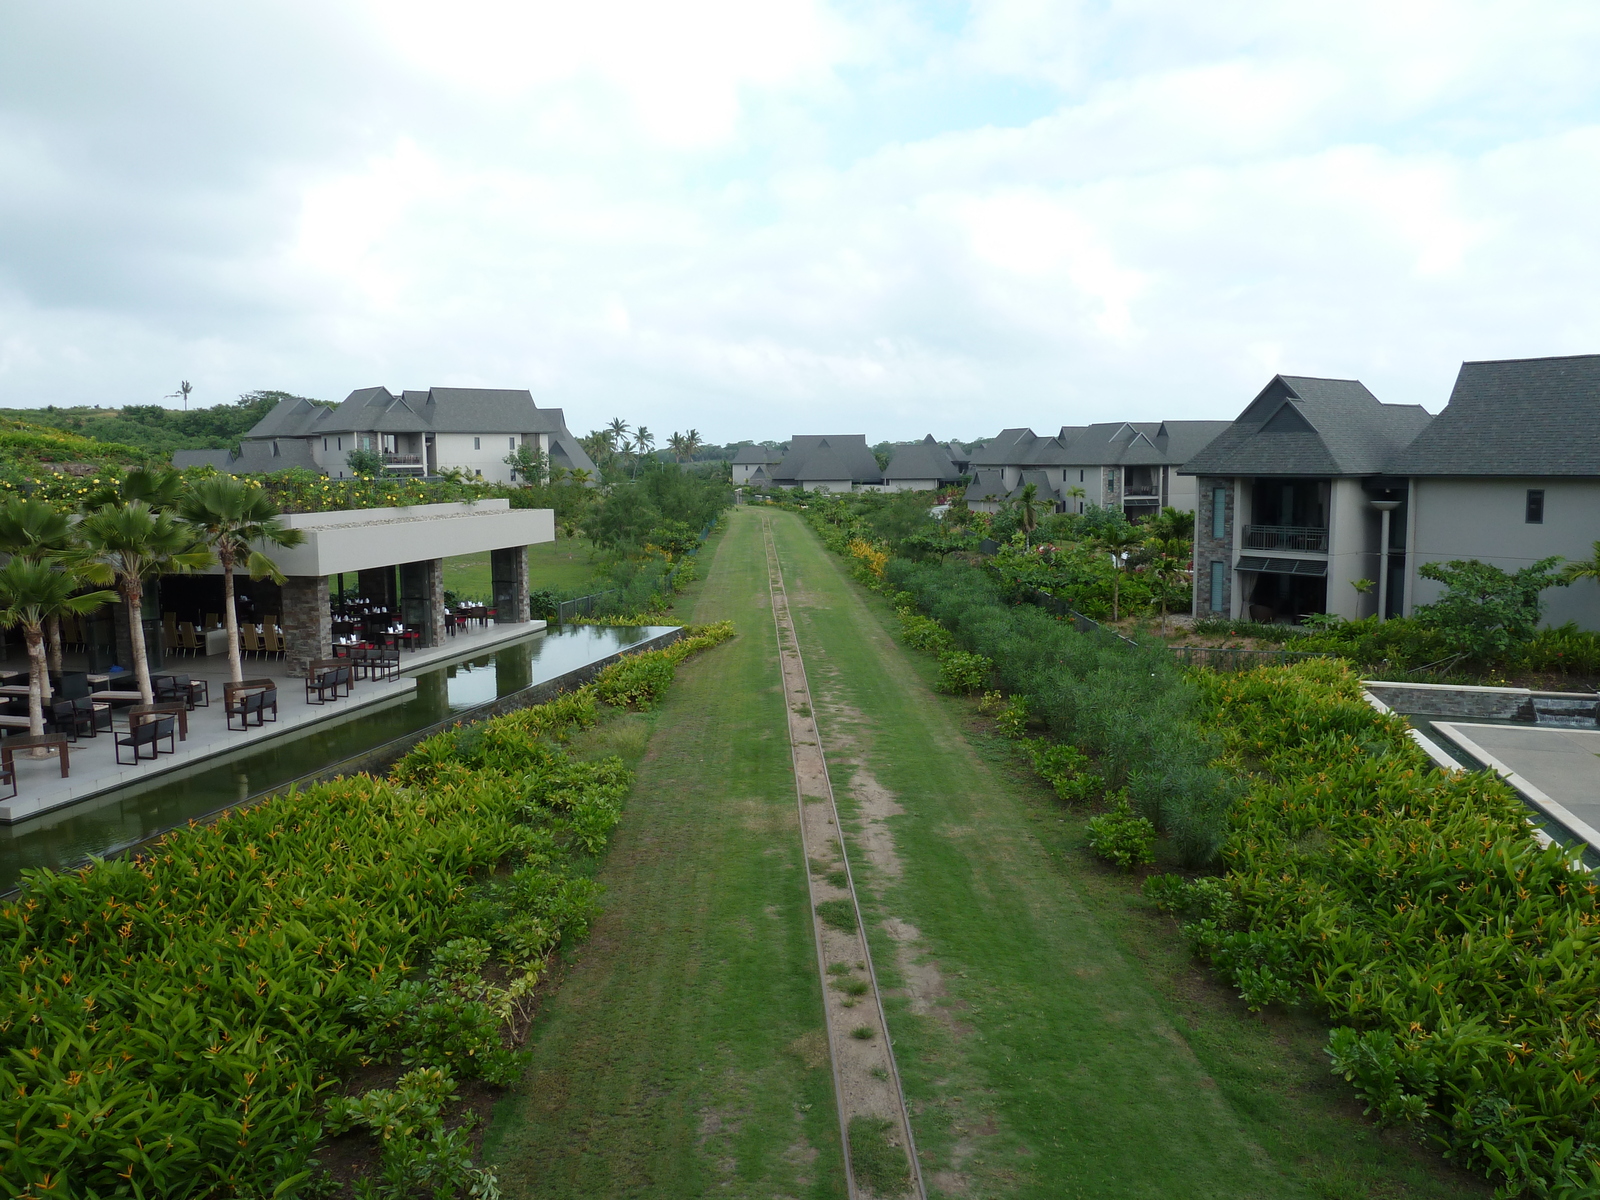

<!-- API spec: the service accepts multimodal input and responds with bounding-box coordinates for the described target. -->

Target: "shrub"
[898,610,953,653]
[814,899,859,933]
[1023,739,1103,803]
[936,649,992,694]
[1085,791,1156,871]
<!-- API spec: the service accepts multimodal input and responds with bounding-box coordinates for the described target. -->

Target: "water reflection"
[0,625,673,891]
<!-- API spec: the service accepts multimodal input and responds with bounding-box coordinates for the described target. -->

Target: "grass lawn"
[764,509,1486,1200]
[482,509,845,1198]
[442,534,602,602]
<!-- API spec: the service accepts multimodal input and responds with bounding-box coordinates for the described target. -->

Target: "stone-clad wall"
[282,575,332,677]
[1192,477,1234,616]
[491,546,531,623]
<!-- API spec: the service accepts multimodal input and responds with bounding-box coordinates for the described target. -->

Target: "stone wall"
[1192,476,1234,617]
[281,575,332,677]
[491,546,531,623]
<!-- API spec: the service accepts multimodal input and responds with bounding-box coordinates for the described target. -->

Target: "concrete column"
[491,546,531,623]
[400,559,445,647]
[282,575,332,677]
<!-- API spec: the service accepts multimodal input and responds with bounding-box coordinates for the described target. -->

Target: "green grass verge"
[481,510,844,1198]
[442,534,602,601]
[765,509,1485,1200]
[848,1115,910,1196]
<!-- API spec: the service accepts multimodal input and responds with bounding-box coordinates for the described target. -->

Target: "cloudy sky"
[2,2,1598,442]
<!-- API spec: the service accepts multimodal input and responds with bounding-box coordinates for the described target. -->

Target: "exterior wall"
[491,546,532,622]
[1191,477,1234,616]
[1325,479,1377,622]
[799,478,857,494]
[281,574,332,677]
[1406,478,1600,630]
[432,431,524,483]
[882,478,938,492]
[1165,470,1201,514]
[732,462,780,484]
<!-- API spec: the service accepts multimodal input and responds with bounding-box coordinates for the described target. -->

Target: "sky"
[2,1,1599,443]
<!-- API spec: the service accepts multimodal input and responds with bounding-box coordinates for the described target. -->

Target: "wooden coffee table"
[1,733,70,778]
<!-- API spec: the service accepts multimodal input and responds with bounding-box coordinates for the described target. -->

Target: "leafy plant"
[1085,791,1156,871]
[1414,555,1569,661]
[814,899,859,933]
[936,649,992,694]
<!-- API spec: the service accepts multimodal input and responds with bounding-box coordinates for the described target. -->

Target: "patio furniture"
[115,717,174,764]
[205,612,221,631]
[2,733,70,778]
[44,699,93,743]
[129,702,189,742]
[241,626,262,658]
[224,680,279,730]
[153,674,204,711]
[305,661,353,704]
[176,622,202,656]
[74,695,113,736]
[0,759,15,800]
[263,626,284,659]
[368,647,401,682]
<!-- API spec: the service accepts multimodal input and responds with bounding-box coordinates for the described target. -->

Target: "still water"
[0,625,674,892]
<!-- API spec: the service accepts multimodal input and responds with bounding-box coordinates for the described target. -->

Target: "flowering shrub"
[846,537,888,579]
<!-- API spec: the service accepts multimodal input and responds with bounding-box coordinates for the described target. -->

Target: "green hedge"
[0,626,734,1197]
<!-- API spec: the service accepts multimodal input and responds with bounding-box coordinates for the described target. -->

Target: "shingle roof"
[883,435,961,482]
[732,444,785,465]
[964,469,1009,503]
[1180,375,1432,477]
[1386,354,1600,476]
[967,428,1039,466]
[244,395,336,439]
[171,449,238,471]
[771,435,882,485]
[246,386,575,438]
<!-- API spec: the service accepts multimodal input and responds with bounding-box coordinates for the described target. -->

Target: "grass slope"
[765,509,1484,1200]
[443,535,602,602]
[483,510,844,1198]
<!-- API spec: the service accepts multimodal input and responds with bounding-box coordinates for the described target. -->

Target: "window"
[336,436,342,451]
[271,440,280,457]
[1210,562,1225,612]
[474,437,481,450]
[1526,489,1545,524]
[1079,469,1084,483]
[509,437,516,450]
[322,437,328,451]
[1212,487,1226,540]
[475,469,482,477]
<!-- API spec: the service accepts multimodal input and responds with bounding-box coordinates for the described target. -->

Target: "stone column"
[281,575,332,677]
[490,546,531,623]
[399,560,445,647]
[1193,477,1234,617]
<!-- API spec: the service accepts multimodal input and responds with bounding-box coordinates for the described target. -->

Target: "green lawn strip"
[483,509,844,1199]
[768,511,1485,1200]
[442,534,602,601]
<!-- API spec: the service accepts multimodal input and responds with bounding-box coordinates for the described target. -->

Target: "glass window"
[1526,489,1544,524]
[509,437,517,449]
[1212,488,1226,540]
[473,436,481,450]
[1210,562,1225,612]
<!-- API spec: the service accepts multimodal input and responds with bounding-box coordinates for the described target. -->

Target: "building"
[961,422,1229,517]
[881,435,963,492]
[768,435,884,492]
[1388,354,1600,631]
[178,387,598,484]
[1181,375,1433,624]
[731,444,786,485]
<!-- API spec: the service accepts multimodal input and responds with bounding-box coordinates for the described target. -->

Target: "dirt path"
[762,516,926,1200]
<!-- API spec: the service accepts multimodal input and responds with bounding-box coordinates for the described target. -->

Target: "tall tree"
[1017,482,1041,549]
[1094,522,1147,622]
[683,428,703,460]
[666,432,689,462]
[177,478,305,684]
[0,498,78,678]
[0,560,115,742]
[167,380,193,411]
[66,503,213,704]
[631,427,655,478]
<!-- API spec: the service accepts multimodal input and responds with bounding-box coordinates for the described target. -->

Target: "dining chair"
[263,627,284,659]
[241,626,261,659]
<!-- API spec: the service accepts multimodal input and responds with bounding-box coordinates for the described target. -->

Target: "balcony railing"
[1243,524,1328,552]
[382,453,423,466]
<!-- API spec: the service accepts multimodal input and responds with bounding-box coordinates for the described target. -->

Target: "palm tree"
[607,417,631,449]
[1017,483,1041,549]
[1094,523,1147,622]
[1066,485,1085,513]
[667,432,689,462]
[631,427,655,477]
[0,560,115,742]
[83,467,186,513]
[0,498,78,679]
[168,380,193,411]
[683,429,703,460]
[1560,541,1600,588]
[177,477,306,684]
[66,503,213,705]
[1144,535,1191,632]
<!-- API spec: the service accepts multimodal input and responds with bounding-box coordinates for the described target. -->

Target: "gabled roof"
[246,386,575,438]
[1180,375,1432,477]
[245,395,337,439]
[732,444,785,465]
[964,469,1009,503]
[1064,420,1234,467]
[967,428,1039,466]
[1386,354,1600,476]
[963,468,1064,504]
[171,449,237,471]
[883,435,961,482]
[771,434,882,485]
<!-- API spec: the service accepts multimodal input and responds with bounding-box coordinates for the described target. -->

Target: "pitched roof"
[963,468,1065,504]
[883,435,961,482]
[964,469,1009,503]
[967,428,1039,466]
[1063,420,1235,467]
[246,386,574,438]
[771,435,882,484]
[1180,375,1432,477]
[171,449,237,471]
[732,444,785,465]
[1386,354,1600,476]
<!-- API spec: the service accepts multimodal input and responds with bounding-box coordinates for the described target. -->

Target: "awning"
[1235,555,1327,577]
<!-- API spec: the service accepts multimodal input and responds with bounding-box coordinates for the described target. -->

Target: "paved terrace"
[0,618,547,824]
[1434,722,1600,852]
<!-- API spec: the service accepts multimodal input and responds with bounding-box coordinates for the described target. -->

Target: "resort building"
[731,444,786,485]
[880,436,964,492]
[766,435,884,492]
[176,387,597,483]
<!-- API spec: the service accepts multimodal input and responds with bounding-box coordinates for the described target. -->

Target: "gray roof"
[233,439,320,473]
[771,435,882,485]
[732,444,785,465]
[964,469,1009,503]
[1180,375,1432,477]
[962,468,1066,505]
[247,386,573,438]
[883,435,961,482]
[171,449,237,471]
[967,428,1038,467]
[1386,354,1600,476]
[1064,420,1234,467]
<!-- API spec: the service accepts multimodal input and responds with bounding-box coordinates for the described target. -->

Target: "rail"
[1243,524,1329,552]
[1167,645,1336,671]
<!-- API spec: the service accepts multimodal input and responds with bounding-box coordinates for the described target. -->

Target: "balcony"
[382,453,423,466]
[1243,524,1328,552]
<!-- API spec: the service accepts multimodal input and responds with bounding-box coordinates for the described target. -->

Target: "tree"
[682,429,703,461]
[1093,523,1147,622]
[1017,482,1041,549]
[177,477,306,684]
[346,447,385,477]
[1560,541,1600,589]
[0,498,79,678]
[167,380,194,411]
[0,561,116,743]
[83,467,186,513]
[1143,535,1191,632]
[667,432,689,462]
[503,443,548,484]
[1415,556,1569,661]
[66,503,214,705]
[631,427,655,477]
[1144,506,1195,542]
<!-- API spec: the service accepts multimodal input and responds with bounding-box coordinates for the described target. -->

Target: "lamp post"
[1370,499,1401,622]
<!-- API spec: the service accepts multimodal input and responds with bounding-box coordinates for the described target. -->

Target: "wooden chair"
[163,611,179,648]
[205,612,221,631]
[224,680,279,730]
[241,627,261,659]
[115,717,174,764]
[263,626,284,659]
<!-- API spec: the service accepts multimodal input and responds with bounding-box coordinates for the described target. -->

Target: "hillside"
[0,390,328,460]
